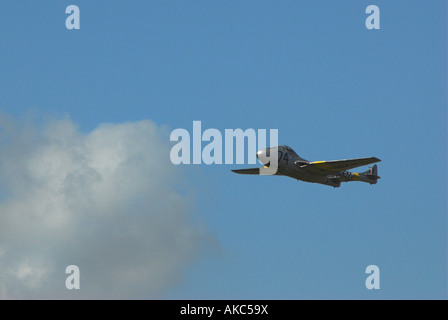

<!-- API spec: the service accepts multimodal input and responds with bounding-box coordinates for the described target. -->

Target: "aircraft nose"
[256,148,270,165]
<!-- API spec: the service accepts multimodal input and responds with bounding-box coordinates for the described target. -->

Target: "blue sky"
[0,1,446,299]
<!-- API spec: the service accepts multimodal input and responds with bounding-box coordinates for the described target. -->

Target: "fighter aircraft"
[231,145,381,188]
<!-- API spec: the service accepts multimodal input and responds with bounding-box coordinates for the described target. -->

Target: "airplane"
[231,145,381,188]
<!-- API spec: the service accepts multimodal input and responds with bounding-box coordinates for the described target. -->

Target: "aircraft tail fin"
[359,164,380,184]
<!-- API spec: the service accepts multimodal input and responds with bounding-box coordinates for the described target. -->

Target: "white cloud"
[0,115,212,299]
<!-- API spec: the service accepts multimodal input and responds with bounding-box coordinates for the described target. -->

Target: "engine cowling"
[294,161,309,168]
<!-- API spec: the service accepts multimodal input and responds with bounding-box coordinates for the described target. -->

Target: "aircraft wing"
[231,168,261,175]
[302,157,381,173]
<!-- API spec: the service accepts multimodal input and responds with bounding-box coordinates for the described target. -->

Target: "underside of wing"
[231,168,261,175]
[304,157,381,174]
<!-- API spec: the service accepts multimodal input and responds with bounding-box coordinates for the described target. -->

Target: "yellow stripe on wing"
[308,161,334,171]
